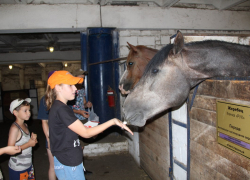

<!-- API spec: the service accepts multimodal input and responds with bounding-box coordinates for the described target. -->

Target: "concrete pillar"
[41,68,46,82]
[0,68,2,83]
[0,68,2,122]
[19,68,24,89]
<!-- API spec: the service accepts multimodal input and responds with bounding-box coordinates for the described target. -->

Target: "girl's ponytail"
[45,84,57,110]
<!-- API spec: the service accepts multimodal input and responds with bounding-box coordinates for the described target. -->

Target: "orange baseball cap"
[48,70,83,89]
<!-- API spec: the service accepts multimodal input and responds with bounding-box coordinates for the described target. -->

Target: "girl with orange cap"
[45,70,133,180]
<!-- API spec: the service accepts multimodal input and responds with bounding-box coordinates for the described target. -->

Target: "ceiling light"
[9,65,12,70]
[49,47,54,53]
[64,63,68,67]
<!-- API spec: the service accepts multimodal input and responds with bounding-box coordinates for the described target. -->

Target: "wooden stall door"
[139,114,170,180]
[189,79,250,180]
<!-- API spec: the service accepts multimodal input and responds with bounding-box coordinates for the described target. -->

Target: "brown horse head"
[119,43,158,94]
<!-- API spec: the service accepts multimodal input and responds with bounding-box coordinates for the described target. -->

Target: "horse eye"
[128,62,133,66]
[152,69,159,74]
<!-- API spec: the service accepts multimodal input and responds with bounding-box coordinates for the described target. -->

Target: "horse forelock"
[127,50,134,62]
[142,44,174,78]
[127,45,158,61]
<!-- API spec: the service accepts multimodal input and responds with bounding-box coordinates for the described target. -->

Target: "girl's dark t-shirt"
[49,100,83,166]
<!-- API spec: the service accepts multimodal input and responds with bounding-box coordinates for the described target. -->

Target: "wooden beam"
[212,0,248,10]
[62,61,68,68]
[13,64,24,69]
[38,63,46,68]
[162,0,180,7]
[0,4,101,33]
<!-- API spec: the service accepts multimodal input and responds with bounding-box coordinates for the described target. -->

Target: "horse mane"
[186,40,250,49]
[142,44,174,78]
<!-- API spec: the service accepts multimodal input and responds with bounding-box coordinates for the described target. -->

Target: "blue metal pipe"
[87,27,120,124]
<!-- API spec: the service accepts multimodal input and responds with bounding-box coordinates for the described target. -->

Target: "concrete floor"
[0,120,150,180]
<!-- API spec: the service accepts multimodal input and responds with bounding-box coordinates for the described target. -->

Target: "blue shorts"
[9,164,35,180]
[54,156,85,180]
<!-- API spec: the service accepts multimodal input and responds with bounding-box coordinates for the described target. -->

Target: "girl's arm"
[8,125,20,147]
[0,146,21,155]
[68,118,133,138]
[83,97,92,108]
[72,109,89,118]
[8,125,37,150]
[42,120,49,139]
[20,133,38,150]
[42,120,50,149]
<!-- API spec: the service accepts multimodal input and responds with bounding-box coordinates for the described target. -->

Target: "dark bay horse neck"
[123,31,250,127]
[119,43,158,93]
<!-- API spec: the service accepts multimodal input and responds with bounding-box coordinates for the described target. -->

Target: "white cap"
[9,98,31,114]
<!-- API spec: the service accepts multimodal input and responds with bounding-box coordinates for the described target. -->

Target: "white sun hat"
[9,98,31,114]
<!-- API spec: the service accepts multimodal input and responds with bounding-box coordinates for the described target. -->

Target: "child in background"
[8,98,38,180]
[46,70,133,180]
[37,70,57,180]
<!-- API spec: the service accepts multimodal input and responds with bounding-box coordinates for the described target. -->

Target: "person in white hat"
[8,98,38,180]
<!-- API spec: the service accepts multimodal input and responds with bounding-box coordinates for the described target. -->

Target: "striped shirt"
[8,122,32,171]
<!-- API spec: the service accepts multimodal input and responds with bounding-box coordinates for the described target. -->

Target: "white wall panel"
[173,163,187,180]
[173,124,187,164]
[0,4,100,32]
[102,6,250,30]
[1,5,250,32]
[172,103,188,124]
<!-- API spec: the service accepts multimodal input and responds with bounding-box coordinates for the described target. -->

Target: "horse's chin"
[125,112,146,127]
[129,119,147,127]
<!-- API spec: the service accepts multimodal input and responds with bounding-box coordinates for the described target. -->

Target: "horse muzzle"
[123,111,146,127]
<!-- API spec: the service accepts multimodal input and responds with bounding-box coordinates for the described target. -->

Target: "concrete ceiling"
[0,33,81,54]
[0,32,81,67]
[0,0,249,67]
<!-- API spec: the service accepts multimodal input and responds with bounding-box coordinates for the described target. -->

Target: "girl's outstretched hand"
[112,118,133,135]
[3,146,21,155]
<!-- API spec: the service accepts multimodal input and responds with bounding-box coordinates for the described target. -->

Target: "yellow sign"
[217,101,250,159]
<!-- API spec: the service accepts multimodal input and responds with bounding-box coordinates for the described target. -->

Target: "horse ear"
[173,31,184,55]
[127,42,138,53]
